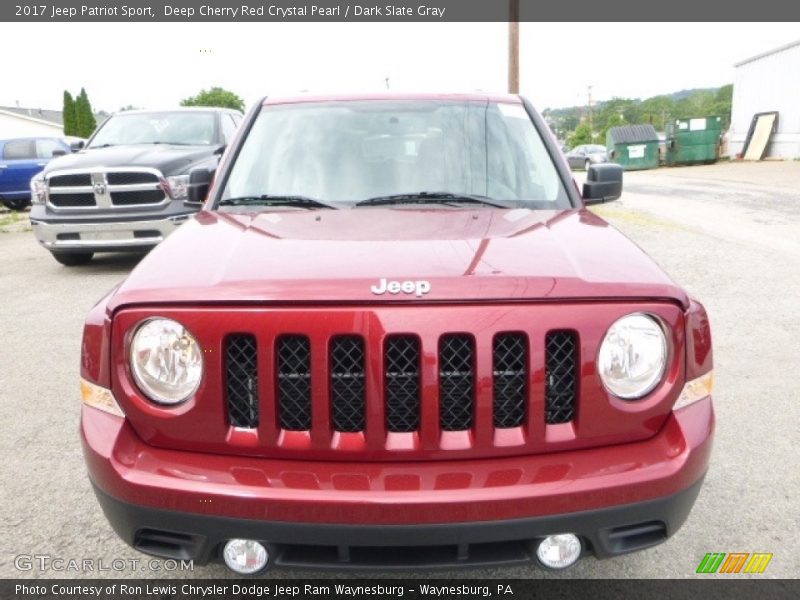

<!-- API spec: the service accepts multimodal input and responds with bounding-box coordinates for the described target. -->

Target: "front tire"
[2,198,30,211]
[51,251,94,266]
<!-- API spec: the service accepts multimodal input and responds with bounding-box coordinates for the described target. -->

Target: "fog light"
[222,539,269,575]
[536,534,582,569]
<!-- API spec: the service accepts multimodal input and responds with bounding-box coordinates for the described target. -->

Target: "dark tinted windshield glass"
[89,112,216,147]
[221,100,569,209]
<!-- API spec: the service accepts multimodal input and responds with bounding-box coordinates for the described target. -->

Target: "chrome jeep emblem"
[370,278,431,297]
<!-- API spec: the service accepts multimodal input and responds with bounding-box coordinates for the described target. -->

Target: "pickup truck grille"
[46,169,166,209]
[223,329,575,434]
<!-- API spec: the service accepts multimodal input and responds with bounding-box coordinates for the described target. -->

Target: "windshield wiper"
[219,195,338,210]
[355,191,512,208]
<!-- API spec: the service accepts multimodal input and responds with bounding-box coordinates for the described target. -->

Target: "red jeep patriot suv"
[80,93,714,574]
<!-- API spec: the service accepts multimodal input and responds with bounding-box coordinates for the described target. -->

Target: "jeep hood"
[43,144,216,177]
[109,208,689,310]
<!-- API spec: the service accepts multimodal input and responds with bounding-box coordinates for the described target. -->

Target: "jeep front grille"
[119,303,681,461]
[224,330,578,438]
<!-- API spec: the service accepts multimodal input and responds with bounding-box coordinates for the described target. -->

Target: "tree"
[62,91,77,136]
[74,88,97,138]
[181,87,244,111]
[567,123,593,148]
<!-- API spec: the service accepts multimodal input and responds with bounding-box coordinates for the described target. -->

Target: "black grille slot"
[225,335,259,428]
[277,336,312,431]
[385,336,420,433]
[493,333,527,428]
[49,174,91,187]
[111,190,164,205]
[545,331,578,424]
[439,335,474,431]
[330,336,366,432]
[107,171,160,185]
[49,193,95,207]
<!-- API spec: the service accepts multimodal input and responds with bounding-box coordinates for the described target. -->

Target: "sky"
[1,22,798,113]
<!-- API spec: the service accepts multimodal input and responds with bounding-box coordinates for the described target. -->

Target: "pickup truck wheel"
[51,252,94,266]
[2,198,30,211]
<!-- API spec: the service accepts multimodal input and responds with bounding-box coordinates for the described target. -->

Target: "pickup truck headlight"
[597,313,667,399]
[129,318,203,405]
[165,175,190,201]
[30,173,48,205]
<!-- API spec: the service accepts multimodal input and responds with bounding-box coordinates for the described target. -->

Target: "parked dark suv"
[29,107,242,265]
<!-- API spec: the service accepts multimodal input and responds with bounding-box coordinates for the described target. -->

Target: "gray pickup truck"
[29,107,242,265]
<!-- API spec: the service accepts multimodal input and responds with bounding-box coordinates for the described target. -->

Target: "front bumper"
[29,205,195,252]
[82,398,714,569]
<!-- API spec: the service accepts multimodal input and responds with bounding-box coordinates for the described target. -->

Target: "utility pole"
[508,0,519,94]
[587,85,594,141]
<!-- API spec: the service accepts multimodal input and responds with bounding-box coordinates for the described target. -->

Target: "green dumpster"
[665,116,723,166]
[606,125,660,171]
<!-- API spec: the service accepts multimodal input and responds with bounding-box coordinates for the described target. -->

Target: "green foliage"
[548,85,733,143]
[567,123,593,148]
[73,88,97,138]
[180,87,244,111]
[62,91,76,136]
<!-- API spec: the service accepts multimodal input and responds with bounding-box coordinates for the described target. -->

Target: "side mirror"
[69,140,85,152]
[186,167,212,205]
[52,149,67,157]
[583,163,623,205]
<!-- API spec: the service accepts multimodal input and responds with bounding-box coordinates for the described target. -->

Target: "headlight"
[597,313,667,399]
[129,318,203,405]
[165,175,190,200]
[30,173,48,205]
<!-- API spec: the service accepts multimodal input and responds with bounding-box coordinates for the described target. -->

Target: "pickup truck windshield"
[89,112,216,147]
[220,100,570,209]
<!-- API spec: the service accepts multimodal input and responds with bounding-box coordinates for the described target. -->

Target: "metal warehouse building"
[729,39,800,159]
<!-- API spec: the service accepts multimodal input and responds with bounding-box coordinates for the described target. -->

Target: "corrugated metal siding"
[607,124,659,144]
[730,40,800,159]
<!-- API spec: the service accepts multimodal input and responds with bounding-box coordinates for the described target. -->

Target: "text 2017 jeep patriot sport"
[80,93,714,574]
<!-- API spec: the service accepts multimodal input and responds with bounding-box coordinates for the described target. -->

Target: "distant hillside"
[543,85,733,145]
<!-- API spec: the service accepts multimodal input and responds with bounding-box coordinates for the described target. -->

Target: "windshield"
[220,100,570,209]
[586,145,606,154]
[89,112,216,147]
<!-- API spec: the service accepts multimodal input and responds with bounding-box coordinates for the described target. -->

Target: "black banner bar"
[3,579,800,600]
[2,0,800,22]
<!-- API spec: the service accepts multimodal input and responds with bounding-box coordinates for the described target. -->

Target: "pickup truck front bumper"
[29,204,196,252]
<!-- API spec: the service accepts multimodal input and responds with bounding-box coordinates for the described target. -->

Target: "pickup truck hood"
[43,144,216,177]
[109,208,689,310]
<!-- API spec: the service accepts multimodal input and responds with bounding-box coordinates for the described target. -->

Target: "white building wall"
[729,40,800,159]
[0,112,63,139]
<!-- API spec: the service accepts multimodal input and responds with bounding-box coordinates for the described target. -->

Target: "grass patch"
[0,211,30,231]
